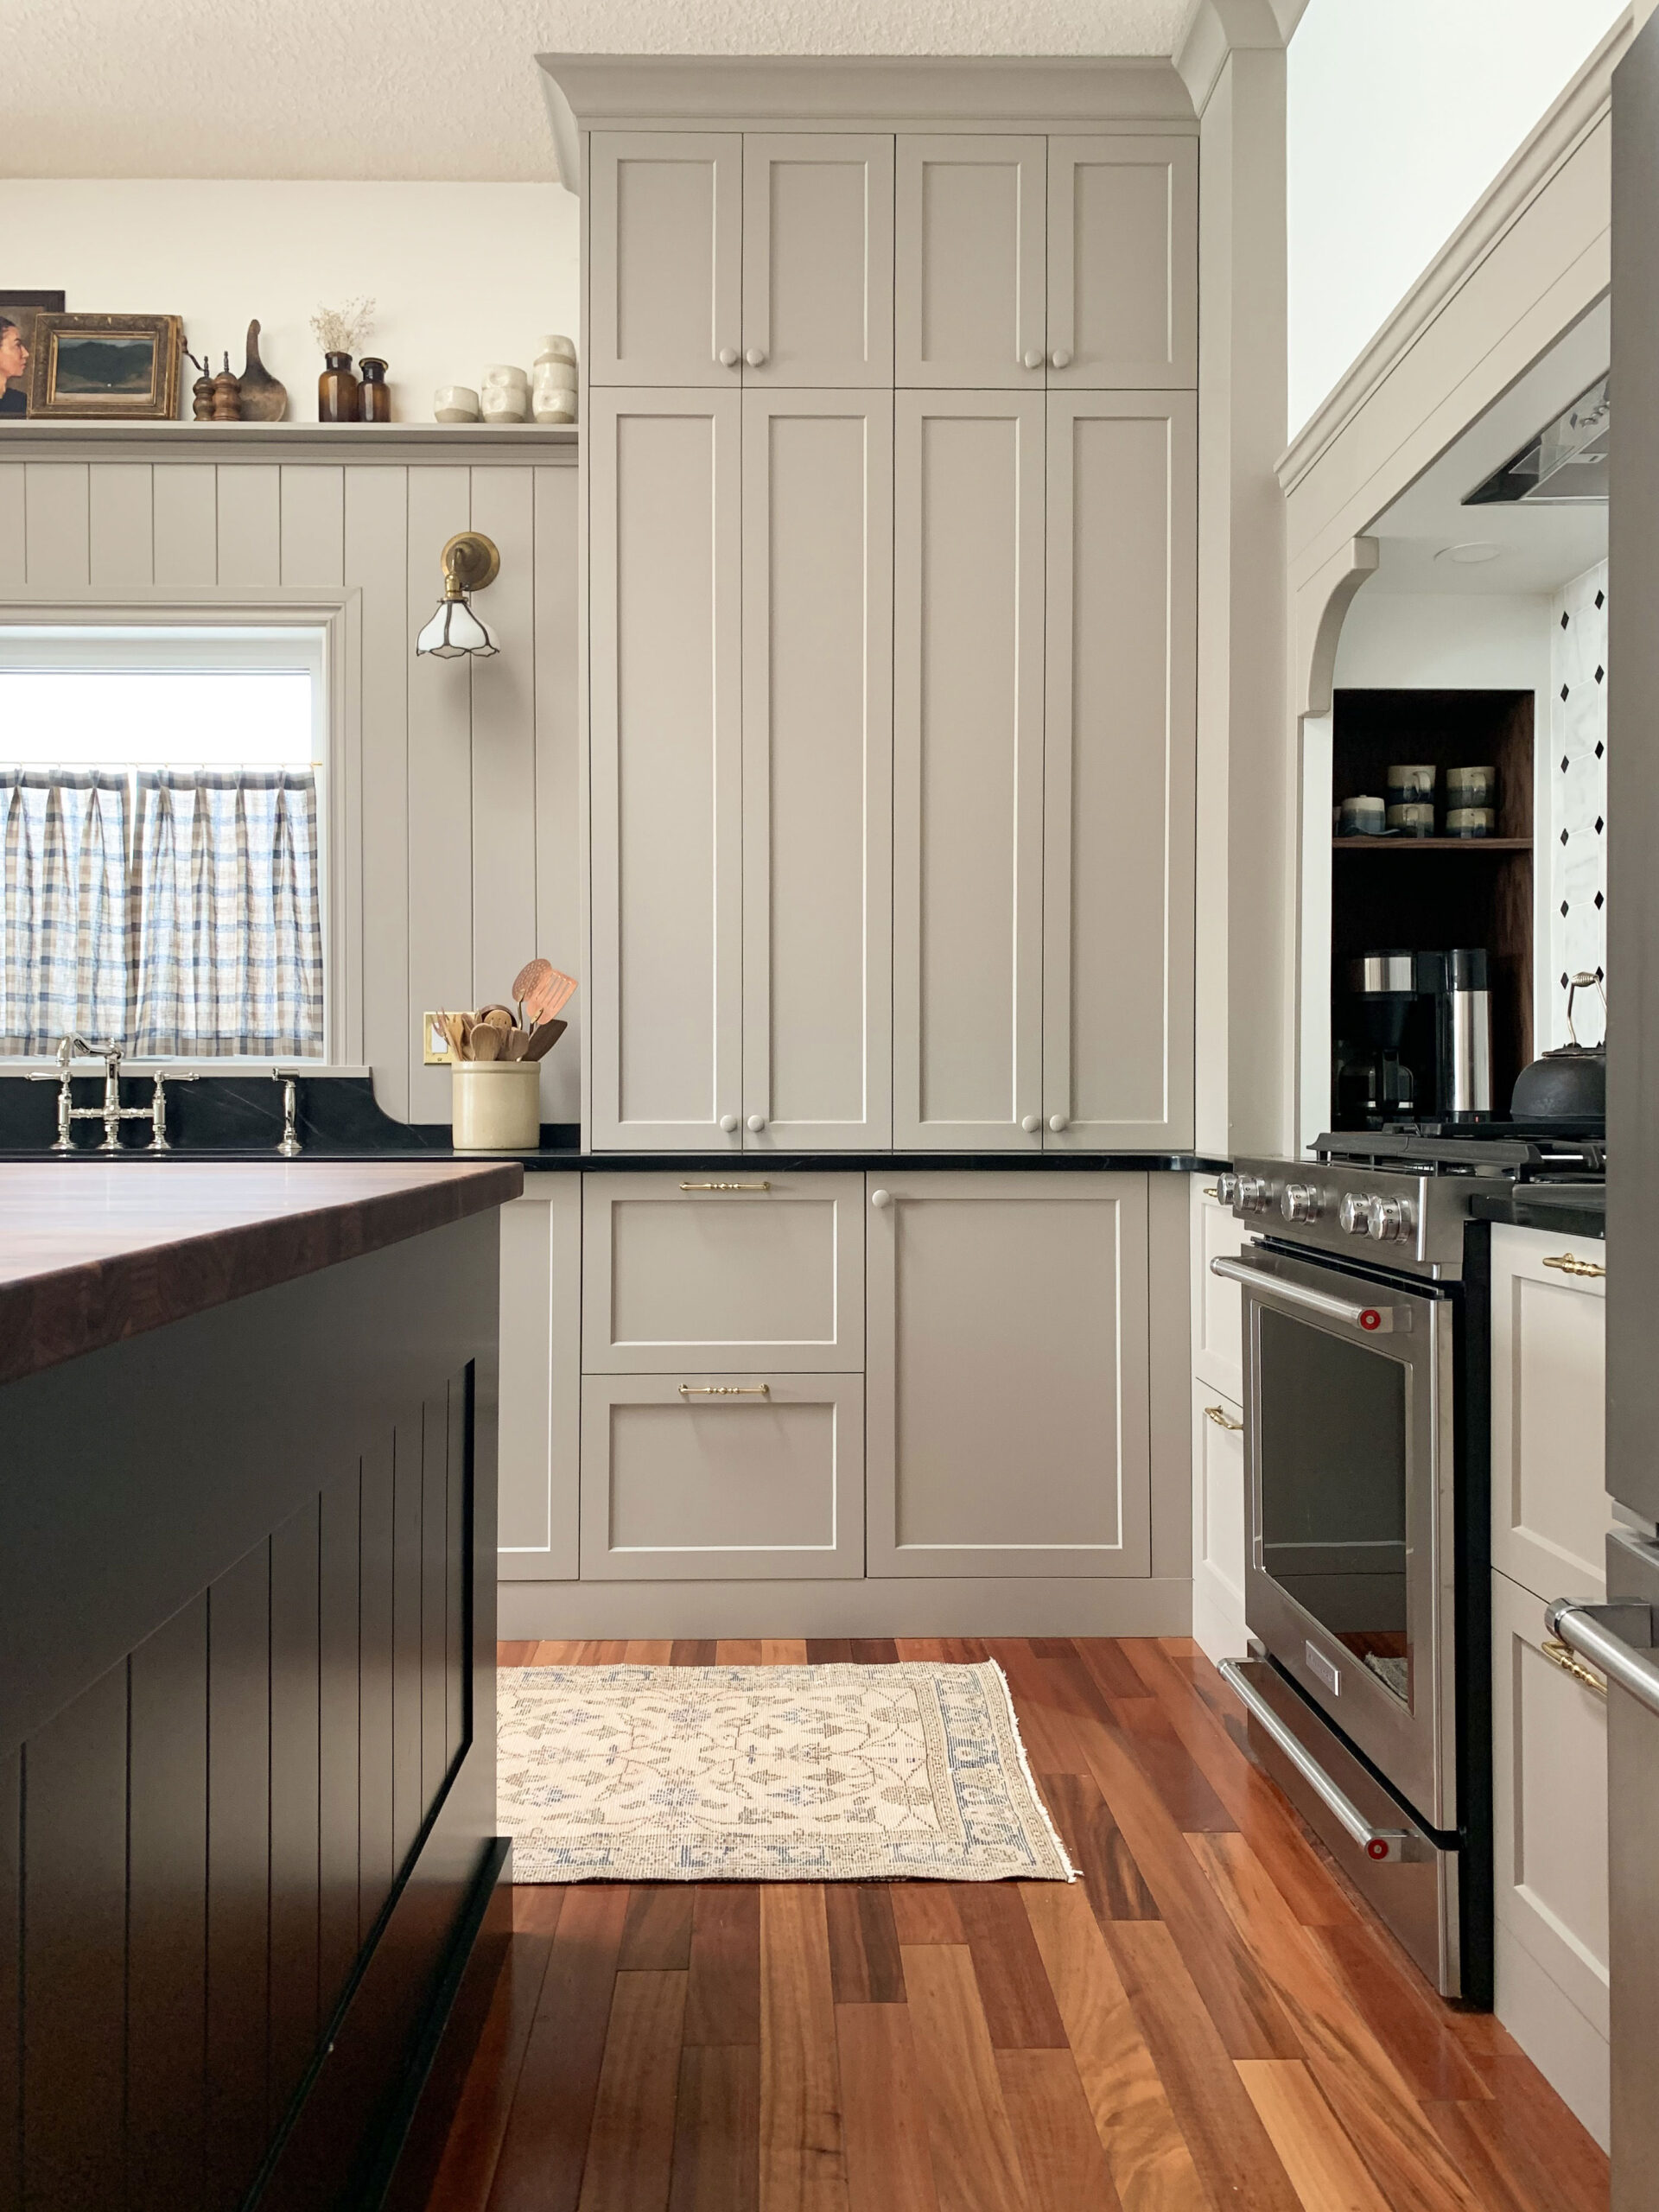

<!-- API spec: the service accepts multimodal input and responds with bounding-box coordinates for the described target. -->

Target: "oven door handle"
[1210,1254,1401,1334]
[1547,1599,1659,1716]
[1218,1660,1434,1862]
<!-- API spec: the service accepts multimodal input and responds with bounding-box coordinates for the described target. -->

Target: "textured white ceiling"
[3,0,1192,182]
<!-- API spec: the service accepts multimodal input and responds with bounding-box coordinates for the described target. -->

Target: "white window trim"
[0,590,364,1070]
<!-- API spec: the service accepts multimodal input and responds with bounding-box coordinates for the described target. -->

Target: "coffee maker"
[1334,947,1493,1128]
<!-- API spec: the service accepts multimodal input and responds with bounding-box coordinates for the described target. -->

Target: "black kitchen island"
[0,1158,522,2212]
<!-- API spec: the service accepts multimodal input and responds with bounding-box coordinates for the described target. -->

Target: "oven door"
[1223,1241,1457,1828]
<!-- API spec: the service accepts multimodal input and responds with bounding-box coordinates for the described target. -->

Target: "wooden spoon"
[440,1011,469,1061]
[479,1003,517,1032]
[524,1018,567,1062]
[469,1022,502,1062]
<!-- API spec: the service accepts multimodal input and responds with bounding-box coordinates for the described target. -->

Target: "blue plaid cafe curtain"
[0,770,131,1052]
[131,771,323,1058]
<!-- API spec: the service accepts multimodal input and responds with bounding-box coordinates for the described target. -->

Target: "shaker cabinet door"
[588,391,744,1149]
[742,134,894,385]
[588,131,743,385]
[893,392,1046,1148]
[866,1173,1152,1576]
[1043,391,1195,1150]
[895,135,1046,387]
[1490,1225,1609,1602]
[1046,136,1198,389]
[742,391,893,1147]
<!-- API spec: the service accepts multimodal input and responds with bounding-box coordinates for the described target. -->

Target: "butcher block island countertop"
[0,1155,522,2212]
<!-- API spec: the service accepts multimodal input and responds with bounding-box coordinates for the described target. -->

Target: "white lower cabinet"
[1192,1382,1245,1655]
[497,1182,583,1582]
[580,1372,865,1580]
[865,1173,1151,1575]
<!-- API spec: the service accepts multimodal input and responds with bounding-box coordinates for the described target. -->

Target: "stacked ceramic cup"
[480,364,531,423]
[532,336,578,423]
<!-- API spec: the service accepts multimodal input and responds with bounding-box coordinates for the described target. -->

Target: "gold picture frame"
[27,312,183,421]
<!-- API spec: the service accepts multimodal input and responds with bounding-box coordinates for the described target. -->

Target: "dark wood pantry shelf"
[1332,836,1534,852]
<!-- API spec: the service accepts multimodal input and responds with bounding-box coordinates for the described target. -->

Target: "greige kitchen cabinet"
[893,391,1046,1149]
[581,1172,864,1373]
[580,1371,866,1580]
[1042,391,1196,1148]
[588,389,744,1151]
[588,132,743,386]
[742,136,895,385]
[497,1182,582,1582]
[1189,1178,1248,1663]
[742,392,893,1148]
[1191,1175,1248,1405]
[1046,137,1198,388]
[1490,1224,1609,1603]
[895,136,1048,388]
[865,1173,1152,1576]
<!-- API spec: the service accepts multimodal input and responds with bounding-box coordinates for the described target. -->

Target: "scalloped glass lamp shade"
[416,596,498,658]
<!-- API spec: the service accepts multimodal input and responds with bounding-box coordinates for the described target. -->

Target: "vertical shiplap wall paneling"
[152,464,219,587]
[405,467,474,1119]
[346,467,412,1116]
[87,463,155,588]
[216,463,282,588]
[0,466,25,592]
[278,466,346,587]
[468,467,538,1014]
[534,465,582,1125]
[22,463,89,587]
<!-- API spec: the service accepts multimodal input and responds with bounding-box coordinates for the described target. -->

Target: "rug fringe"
[982,1658,1079,1882]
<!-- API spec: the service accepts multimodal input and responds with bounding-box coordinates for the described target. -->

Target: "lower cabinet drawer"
[579,1374,866,1580]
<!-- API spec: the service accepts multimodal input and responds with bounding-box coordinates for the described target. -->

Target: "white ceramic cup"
[533,393,577,423]
[452,1059,540,1151]
[434,385,480,422]
[535,334,578,365]
[533,359,578,391]
[480,388,530,423]
[481,362,530,388]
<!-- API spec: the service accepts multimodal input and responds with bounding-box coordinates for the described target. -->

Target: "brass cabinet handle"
[1203,1185,1220,1198]
[678,1382,770,1397]
[1541,1636,1607,1697]
[1205,1404,1243,1433]
[1542,1252,1605,1280]
[678,1180,771,1192]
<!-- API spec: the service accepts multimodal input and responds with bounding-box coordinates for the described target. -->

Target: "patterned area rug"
[497,1661,1077,1883]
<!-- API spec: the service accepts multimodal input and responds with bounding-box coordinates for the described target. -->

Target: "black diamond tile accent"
[1561,683,1570,701]
[1597,817,1605,834]
[1596,665,1605,683]
[1561,972,1571,990]
[1596,892,1605,909]
[1598,966,1605,982]
[1562,756,1570,772]
[1561,610,1571,627]
[1561,901,1570,918]
[1596,589,1605,608]
[1561,829,1570,845]
[1596,741,1605,759]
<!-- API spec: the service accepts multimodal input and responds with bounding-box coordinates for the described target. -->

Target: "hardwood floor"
[425,1637,1608,2212]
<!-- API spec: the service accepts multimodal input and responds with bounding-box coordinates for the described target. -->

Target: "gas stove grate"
[1313,1126,1605,1178]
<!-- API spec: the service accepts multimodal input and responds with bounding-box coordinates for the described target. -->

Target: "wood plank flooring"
[426,1637,1607,2212]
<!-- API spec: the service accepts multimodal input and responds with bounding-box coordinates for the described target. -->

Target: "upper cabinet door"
[895,136,1046,388]
[1047,136,1198,389]
[588,391,744,1149]
[1043,392,1196,1151]
[893,392,1046,1148]
[742,391,893,1149]
[588,132,743,385]
[742,135,894,386]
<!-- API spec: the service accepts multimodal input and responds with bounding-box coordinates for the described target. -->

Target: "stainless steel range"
[1212,1127,1604,2001]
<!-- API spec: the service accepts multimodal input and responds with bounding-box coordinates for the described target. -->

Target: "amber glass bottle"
[357,358,391,423]
[317,352,359,423]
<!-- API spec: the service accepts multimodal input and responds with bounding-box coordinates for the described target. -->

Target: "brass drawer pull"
[678,1180,771,1193]
[1203,1185,1220,1199]
[1541,1636,1607,1697]
[1542,1252,1605,1280]
[1205,1404,1243,1433]
[678,1382,770,1397]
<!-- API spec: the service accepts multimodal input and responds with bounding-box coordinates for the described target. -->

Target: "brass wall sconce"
[416,531,500,658]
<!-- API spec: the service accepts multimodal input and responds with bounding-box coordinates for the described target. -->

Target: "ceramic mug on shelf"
[535,334,578,365]
[480,365,531,423]
[1387,763,1437,803]
[1338,795,1387,836]
[1447,765,1497,810]
[434,385,480,423]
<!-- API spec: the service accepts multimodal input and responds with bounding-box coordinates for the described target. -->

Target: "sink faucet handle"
[147,1067,199,1152]
[270,1066,303,1158]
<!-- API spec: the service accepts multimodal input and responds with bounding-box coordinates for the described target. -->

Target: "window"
[0,626,327,1059]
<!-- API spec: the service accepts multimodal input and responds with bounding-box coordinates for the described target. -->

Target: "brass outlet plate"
[422,1013,454,1065]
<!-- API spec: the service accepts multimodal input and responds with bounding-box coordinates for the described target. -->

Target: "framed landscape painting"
[27,312,183,421]
[0,292,66,419]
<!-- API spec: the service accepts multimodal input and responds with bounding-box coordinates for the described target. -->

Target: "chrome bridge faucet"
[29,1036,197,1152]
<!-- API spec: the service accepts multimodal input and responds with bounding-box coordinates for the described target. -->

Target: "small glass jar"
[358,358,391,423]
[317,351,359,423]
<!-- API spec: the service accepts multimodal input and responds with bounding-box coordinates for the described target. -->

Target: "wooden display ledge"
[0,419,577,462]
[1332,836,1534,852]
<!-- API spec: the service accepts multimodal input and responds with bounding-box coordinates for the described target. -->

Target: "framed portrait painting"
[0,292,66,419]
[27,312,183,421]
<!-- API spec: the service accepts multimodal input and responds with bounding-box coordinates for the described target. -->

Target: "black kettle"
[1510,971,1606,1125]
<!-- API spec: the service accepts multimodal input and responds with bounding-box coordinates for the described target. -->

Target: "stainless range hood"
[1465,373,1610,503]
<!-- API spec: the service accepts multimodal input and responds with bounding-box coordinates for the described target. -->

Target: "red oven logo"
[1359,1309,1382,1331]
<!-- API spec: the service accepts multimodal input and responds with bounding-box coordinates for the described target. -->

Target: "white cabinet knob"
[870,1187,893,1210]
[1020,1114,1041,1134]
[747,1113,766,1132]
[1021,348,1044,371]
[746,346,767,367]
[1050,348,1072,369]
[1048,1113,1069,1133]
[717,346,740,367]
[719,1112,740,1132]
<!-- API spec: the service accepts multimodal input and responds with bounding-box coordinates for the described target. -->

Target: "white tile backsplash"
[1549,561,1608,1046]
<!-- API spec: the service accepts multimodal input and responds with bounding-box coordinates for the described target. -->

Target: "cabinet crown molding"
[537,54,1197,184]
[1173,0,1303,117]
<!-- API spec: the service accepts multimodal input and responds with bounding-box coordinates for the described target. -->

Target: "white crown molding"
[537,52,1198,181]
[1277,9,1631,497]
[1173,0,1302,116]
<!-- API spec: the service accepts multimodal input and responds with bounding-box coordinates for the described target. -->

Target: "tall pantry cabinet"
[582,110,1198,1154]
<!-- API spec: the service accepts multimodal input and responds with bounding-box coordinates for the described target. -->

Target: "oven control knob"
[1338,1193,1371,1237]
[1366,1196,1414,1243]
[1214,1172,1239,1207]
[1236,1174,1272,1215]
[1281,1182,1319,1224]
